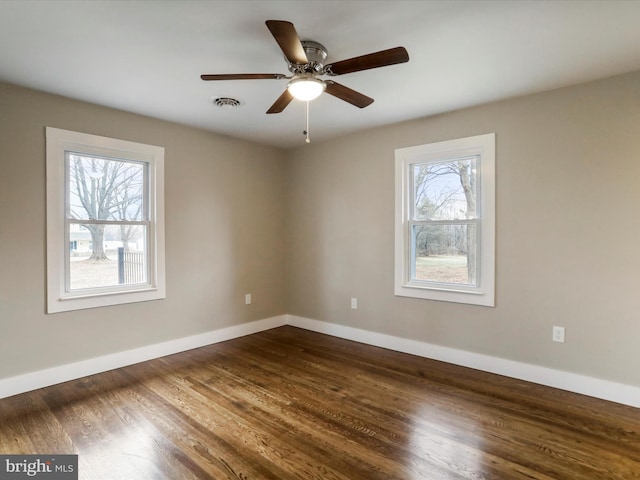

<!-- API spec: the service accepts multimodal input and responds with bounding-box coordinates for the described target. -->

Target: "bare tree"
[69,155,143,261]
[455,160,476,282]
[115,185,143,252]
[413,159,477,282]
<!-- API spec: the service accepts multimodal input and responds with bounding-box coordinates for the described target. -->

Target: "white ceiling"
[2,0,640,149]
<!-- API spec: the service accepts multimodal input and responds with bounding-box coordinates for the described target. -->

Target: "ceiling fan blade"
[325,47,409,76]
[266,89,294,114]
[325,81,374,108]
[201,73,286,81]
[265,20,308,65]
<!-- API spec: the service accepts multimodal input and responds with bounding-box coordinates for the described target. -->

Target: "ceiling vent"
[211,96,243,109]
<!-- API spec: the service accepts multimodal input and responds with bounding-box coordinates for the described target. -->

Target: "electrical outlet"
[552,326,565,343]
[245,293,252,305]
[350,298,358,309]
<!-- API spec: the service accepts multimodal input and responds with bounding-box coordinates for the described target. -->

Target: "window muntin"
[46,127,165,313]
[395,134,495,306]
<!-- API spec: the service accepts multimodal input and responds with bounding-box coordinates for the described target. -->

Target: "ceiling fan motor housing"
[288,40,328,74]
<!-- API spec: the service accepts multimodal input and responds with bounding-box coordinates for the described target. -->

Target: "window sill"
[395,283,494,307]
[48,287,165,314]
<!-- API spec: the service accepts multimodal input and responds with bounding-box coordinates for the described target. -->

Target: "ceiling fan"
[201,20,410,114]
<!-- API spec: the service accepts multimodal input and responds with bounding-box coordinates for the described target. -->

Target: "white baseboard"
[286,315,640,408]
[0,315,287,399]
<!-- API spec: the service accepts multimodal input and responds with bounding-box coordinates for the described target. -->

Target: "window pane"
[67,153,145,222]
[68,224,147,291]
[413,157,477,221]
[411,224,477,285]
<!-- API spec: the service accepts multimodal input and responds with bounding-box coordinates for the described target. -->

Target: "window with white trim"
[46,127,165,313]
[394,133,495,306]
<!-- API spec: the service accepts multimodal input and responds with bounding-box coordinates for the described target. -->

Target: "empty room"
[1,1,639,478]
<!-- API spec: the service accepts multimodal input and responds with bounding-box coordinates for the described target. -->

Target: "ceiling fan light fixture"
[287,76,326,101]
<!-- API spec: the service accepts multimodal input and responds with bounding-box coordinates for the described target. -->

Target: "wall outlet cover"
[552,326,565,343]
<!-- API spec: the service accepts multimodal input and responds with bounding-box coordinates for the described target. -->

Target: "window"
[46,127,165,313]
[394,133,495,306]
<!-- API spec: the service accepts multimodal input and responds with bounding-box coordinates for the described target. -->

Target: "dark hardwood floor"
[0,326,638,479]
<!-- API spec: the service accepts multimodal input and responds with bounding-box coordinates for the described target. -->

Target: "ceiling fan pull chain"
[305,100,311,144]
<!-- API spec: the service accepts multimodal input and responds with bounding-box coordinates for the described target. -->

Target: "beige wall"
[285,71,640,388]
[0,82,286,378]
[2,70,639,390]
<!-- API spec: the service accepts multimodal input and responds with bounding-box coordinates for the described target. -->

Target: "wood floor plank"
[220,334,616,479]
[206,342,471,477]
[0,326,639,479]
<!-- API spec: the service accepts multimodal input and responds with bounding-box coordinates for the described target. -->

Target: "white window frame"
[46,127,165,313]
[394,133,495,306]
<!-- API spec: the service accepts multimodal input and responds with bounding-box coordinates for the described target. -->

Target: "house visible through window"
[395,133,495,306]
[46,127,165,313]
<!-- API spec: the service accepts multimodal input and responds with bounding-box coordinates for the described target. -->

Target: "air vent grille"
[211,97,242,108]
